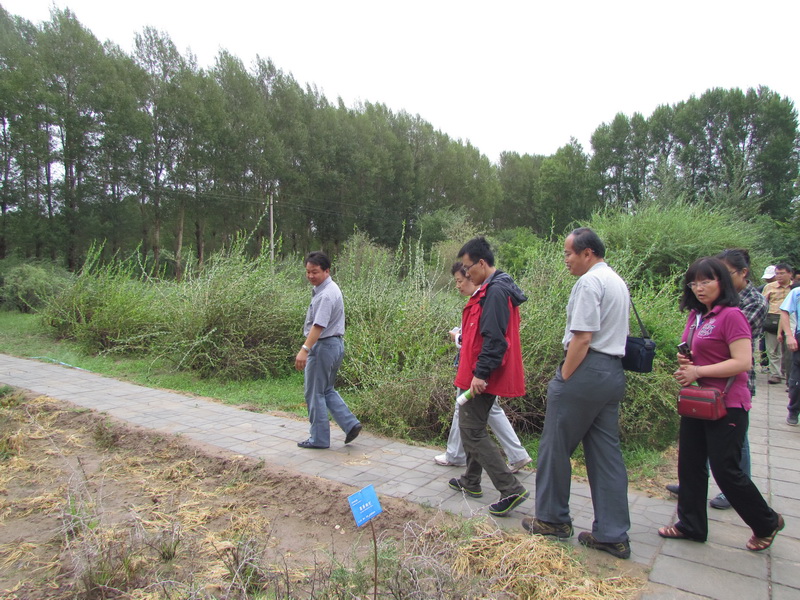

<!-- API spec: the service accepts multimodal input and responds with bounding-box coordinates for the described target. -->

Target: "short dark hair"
[305,251,331,271]
[680,257,740,312]
[716,248,751,274]
[775,263,792,273]
[569,227,605,258]
[451,261,467,276]
[457,237,495,267]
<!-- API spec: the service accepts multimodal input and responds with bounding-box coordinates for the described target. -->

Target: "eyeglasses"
[462,261,479,271]
[688,280,717,290]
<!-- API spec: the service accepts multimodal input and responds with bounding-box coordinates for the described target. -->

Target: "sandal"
[658,525,687,539]
[746,514,785,552]
[658,525,704,542]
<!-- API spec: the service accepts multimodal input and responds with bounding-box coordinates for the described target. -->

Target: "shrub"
[2,262,71,313]
[487,202,759,449]
[160,247,306,379]
[39,247,168,353]
[590,199,772,284]
[337,232,458,440]
[34,201,770,451]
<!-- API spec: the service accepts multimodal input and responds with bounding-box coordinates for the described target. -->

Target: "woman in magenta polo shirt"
[658,257,784,551]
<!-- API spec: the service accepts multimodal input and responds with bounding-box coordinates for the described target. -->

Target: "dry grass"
[454,522,644,599]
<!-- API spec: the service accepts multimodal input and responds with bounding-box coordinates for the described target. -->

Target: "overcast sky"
[3,0,798,163]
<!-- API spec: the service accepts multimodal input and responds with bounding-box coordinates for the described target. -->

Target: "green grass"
[0,311,314,418]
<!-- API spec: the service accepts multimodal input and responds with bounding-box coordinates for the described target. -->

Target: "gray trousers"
[304,336,358,447]
[535,351,630,543]
[458,392,526,497]
[764,330,790,379]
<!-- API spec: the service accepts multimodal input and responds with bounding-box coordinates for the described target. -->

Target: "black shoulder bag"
[622,299,656,373]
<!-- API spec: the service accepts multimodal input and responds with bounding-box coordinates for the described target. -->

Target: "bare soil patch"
[0,390,649,599]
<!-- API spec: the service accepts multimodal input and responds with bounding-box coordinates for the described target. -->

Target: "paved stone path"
[0,353,797,598]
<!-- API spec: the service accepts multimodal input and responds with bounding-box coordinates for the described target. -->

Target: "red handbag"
[677,383,730,420]
[676,318,733,420]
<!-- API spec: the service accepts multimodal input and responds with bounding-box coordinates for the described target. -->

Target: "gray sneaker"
[788,413,799,426]
[709,494,731,510]
[448,478,482,498]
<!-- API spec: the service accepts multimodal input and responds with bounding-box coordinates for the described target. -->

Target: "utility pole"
[269,190,275,262]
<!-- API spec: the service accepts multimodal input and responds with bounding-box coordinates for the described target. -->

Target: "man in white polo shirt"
[522,227,632,559]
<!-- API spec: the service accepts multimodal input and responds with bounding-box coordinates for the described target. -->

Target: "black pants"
[676,408,779,540]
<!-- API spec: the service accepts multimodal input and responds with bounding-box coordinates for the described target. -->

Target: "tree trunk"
[45,161,56,261]
[194,218,205,266]
[152,189,161,270]
[174,195,185,281]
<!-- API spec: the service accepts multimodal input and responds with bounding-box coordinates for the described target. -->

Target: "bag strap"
[721,376,736,396]
[630,298,650,338]
[688,311,735,395]
[687,313,700,349]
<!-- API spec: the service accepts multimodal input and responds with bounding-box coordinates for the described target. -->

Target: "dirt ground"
[0,390,657,599]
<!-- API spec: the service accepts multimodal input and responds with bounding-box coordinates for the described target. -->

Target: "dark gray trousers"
[458,392,526,498]
[535,351,630,543]
[787,333,800,417]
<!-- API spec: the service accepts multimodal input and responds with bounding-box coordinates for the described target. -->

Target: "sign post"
[348,485,383,599]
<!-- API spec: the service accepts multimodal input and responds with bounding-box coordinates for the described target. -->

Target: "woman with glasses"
[658,257,784,551]
[708,249,768,508]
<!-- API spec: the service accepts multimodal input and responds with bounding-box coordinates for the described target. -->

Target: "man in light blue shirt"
[779,287,800,425]
[295,251,361,448]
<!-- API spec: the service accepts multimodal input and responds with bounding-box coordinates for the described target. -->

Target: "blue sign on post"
[348,484,383,527]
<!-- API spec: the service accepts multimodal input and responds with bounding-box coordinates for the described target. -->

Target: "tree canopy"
[1,7,798,270]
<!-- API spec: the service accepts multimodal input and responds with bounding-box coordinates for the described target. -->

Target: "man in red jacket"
[448,237,529,516]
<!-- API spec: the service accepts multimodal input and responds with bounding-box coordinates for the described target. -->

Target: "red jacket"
[454,271,526,397]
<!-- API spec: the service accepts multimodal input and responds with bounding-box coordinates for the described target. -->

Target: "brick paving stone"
[774,584,800,600]
[649,555,768,600]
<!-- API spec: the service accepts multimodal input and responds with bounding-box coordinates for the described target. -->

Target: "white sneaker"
[434,454,465,467]
[508,456,533,473]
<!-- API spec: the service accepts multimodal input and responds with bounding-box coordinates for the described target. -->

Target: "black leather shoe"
[345,423,362,444]
[297,440,328,449]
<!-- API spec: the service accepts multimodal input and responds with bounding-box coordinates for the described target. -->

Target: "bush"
[34,201,772,451]
[590,199,772,284]
[488,201,763,449]
[40,247,168,353]
[160,247,306,379]
[337,232,458,440]
[2,262,71,313]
